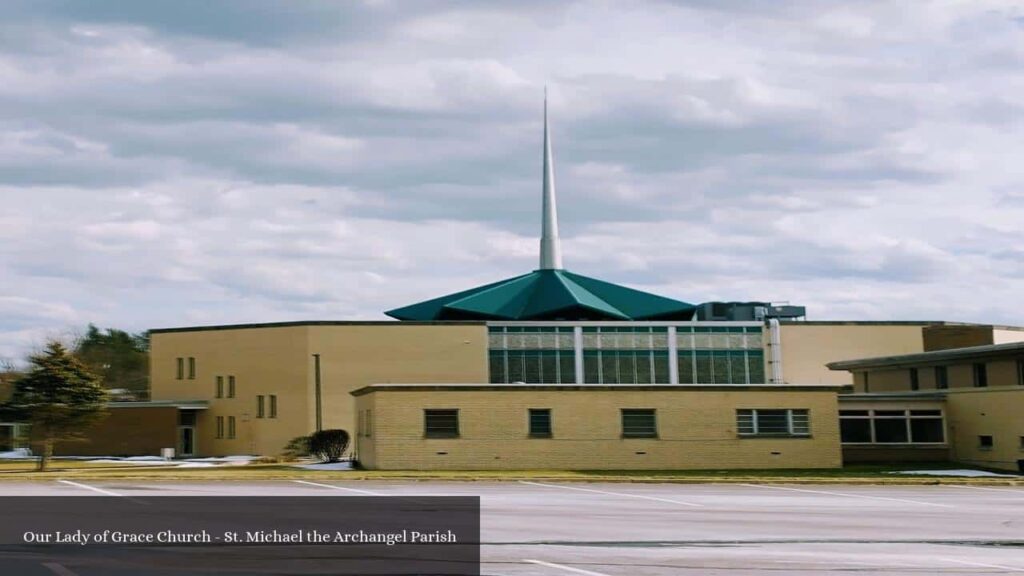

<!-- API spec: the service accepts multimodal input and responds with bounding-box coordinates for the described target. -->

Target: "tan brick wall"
[923,325,993,351]
[946,388,1024,472]
[355,388,841,470]
[54,406,178,457]
[781,324,926,385]
[150,324,487,456]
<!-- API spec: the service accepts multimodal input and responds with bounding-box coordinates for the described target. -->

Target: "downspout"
[767,319,784,384]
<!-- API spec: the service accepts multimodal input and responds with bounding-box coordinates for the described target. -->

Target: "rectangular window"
[187,357,196,380]
[979,435,993,450]
[737,409,810,437]
[935,366,948,389]
[424,409,459,438]
[269,395,277,419]
[528,409,552,438]
[256,395,265,418]
[621,409,657,438]
[840,409,945,444]
[227,416,236,439]
[909,368,919,391]
[176,358,184,380]
[863,372,870,393]
[215,376,223,399]
[840,418,872,443]
[973,363,987,388]
[216,416,224,439]
[228,376,236,398]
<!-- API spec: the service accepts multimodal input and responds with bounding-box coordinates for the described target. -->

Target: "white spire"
[539,89,563,270]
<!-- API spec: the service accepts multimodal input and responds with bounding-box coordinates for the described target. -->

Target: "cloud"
[0,0,1023,358]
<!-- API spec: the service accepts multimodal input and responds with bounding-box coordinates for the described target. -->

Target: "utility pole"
[312,353,322,432]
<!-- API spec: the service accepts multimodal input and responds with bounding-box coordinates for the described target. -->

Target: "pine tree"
[1,342,108,471]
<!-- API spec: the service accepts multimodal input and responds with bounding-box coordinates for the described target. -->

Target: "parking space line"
[945,485,1024,494]
[519,481,703,507]
[292,480,381,495]
[941,558,1024,572]
[42,562,79,576]
[57,480,121,497]
[740,484,953,508]
[524,559,613,576]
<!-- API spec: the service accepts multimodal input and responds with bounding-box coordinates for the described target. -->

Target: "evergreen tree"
[1,342,108,471]
[75,324,149,399]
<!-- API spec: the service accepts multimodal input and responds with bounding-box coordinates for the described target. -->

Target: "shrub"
[281,435,311,461]
[308,429,349,463]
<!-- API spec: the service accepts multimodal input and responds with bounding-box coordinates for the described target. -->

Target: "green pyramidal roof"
[386,269,695,321]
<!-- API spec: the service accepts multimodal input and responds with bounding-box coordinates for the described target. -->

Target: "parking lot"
[1,480,1022,575]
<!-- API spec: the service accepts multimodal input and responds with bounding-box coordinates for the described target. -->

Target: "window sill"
[528,434,552,439]
[424,435,460,439]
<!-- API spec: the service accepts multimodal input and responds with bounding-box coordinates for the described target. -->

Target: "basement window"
[979,435,993,450]
[424,409,459,438]
[528,409,552,438]
[737,409,810,437]
[621,409,657,438]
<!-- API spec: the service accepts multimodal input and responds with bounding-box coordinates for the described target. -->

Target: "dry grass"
[0,460,1019,485]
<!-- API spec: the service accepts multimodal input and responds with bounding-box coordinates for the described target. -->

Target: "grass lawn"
[0,460,1019,484]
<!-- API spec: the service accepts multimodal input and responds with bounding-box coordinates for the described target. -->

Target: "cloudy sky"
[2,0,1023,359]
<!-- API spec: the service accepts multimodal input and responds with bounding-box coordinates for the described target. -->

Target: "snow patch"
[293,461,353,471]
[887,469,1019,478]
[0,449,33,459]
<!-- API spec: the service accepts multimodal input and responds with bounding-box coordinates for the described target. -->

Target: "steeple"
[539,89,564,270]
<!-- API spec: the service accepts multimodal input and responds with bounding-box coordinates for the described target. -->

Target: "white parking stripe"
[945,484,1024,494]
[740,484,953,508]
[57,480,121,497]
[42,562,79,576]
[292,480,380,495]
[524,559,612,576]
[520,481,703,507]
[941,558,1024,572]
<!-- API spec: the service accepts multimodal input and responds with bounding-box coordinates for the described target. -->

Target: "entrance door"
[177,427,195,457]
[0,425,13,452]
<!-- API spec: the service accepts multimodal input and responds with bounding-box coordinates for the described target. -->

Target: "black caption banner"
[0,496,480,575]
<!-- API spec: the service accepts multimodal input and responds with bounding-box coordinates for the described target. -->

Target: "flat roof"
[351,383,848,396]
[107,400,209,409]
[149,320,486,334]
[828,341,1024,371]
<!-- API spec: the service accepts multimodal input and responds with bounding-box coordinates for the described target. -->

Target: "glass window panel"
[909,410,942,416]
[712,352,730,384]
[602,354,619,384]
[424,410,459,438]
[874,410,907,417]
[529,409,552,437]
[910,419,944,443]
[523,353,542,383]
[755,410,790,434]
[790,410,810,435]
[695,353,713,384]
[540,353,558,384]
[736,409,755,434]
[840,419,872,443]
[621,409,657,438]
[729,352,747,384]
[635,352,653,384]
[677,353,694,384]
[583,352,600,384]
[747,351,765,383]
[559,353,576,384]
[507,352,525,383]
[874,418,909,443]
[489,352,506,384]
[652,352,670,384]
[617,352,637,383]
[839,410,870,416]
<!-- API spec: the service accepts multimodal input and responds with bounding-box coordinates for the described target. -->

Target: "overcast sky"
[2,0,1023,359]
